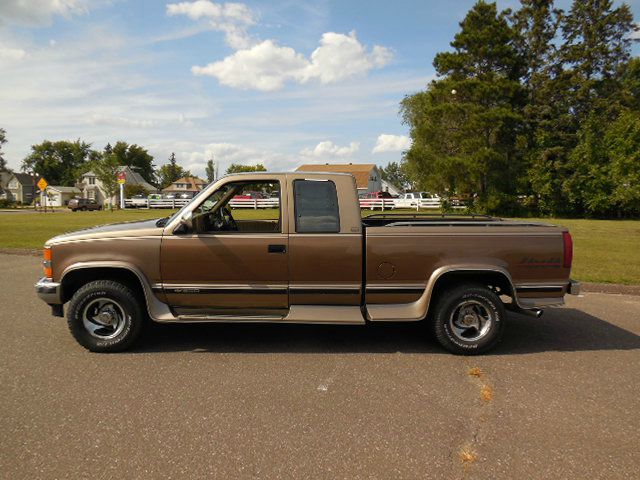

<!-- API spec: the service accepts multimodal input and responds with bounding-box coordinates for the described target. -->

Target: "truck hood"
[46,218,164,246]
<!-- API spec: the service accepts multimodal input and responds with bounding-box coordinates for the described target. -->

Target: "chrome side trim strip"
[515,284,565,293]
[366,232,560,238]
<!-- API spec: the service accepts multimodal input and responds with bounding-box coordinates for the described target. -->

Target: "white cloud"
[372,134,411,154]
[631,26,640,39]
[0,44,27,61]
[0,0,90,26]
[176,142,297,175]
[300,31,393,84]
[166,1,256,49]
[192,31,393,91]
[192,39,308,91]
[88,113,159,129]
[301,140,360,158]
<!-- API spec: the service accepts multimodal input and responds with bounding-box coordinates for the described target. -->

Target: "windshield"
[158,181,214,227]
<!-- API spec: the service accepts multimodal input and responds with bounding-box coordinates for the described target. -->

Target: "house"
[4,172,40,204]
[44,186,82,207]
[162,176,208,195]
[78,165,156,206]
[295,163,382,195]
[381,179,403,196]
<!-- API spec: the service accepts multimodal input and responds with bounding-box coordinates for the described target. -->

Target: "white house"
[79,166,156,206]
[44,186,82,207]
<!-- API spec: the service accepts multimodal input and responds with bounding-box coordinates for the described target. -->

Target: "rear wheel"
[66,280,145,352]
[431,284,505,355]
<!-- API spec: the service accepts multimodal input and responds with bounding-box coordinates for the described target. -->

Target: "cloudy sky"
[1,0,638,177]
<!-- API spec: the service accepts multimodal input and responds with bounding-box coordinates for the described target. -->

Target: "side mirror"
[179,210,193,229]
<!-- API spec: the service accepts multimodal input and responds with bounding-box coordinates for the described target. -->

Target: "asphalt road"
[1,253,639,479]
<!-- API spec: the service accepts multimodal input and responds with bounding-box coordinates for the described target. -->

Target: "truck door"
[287,176,363,306]
[160,178,289,313]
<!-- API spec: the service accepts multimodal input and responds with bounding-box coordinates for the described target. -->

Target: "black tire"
[66,280,145,352]
[431,284,505,355]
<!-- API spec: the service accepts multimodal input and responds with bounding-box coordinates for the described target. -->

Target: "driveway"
[1,253,638,479]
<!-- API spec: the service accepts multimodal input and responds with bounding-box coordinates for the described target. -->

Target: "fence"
[125,197,465,210]
[359,198,465,211]
[125,198,190,209]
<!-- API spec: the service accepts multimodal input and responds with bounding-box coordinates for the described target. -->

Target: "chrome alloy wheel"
[448,300,493,342]
[81,298,127,339]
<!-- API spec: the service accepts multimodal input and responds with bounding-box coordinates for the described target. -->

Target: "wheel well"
[429,270,514,309]
[61,267,145,304]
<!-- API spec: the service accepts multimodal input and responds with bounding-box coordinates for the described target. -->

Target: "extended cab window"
[193,181,281,234]
[294,180,340,233]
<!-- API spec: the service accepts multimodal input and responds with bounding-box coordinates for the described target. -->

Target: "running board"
[177,314,284,323]
[174,305,366,325]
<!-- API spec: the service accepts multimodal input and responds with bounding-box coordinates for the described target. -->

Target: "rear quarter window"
[293,180,340,233]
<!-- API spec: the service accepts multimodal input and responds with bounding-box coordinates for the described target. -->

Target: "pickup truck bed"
[36,172,579,354]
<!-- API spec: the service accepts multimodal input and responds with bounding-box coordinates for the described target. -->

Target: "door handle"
[268,244,286,254]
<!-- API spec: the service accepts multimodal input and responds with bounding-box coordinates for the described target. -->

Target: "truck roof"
[221,171,355,178]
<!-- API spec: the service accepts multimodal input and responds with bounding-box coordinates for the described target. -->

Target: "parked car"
[67,198,100,212]
[36,172,579,354]
[360,191,394,209]
[395,192,439,209]
[128,194,148,208]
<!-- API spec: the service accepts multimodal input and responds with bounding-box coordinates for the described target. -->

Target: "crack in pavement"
[457,365,494,479]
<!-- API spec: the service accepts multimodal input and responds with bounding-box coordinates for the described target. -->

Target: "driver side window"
[193,180,281,234]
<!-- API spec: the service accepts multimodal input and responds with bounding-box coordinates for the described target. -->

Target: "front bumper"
[35,277,62,304]
[568,279,581,295]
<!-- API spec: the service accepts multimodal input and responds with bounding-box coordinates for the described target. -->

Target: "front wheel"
[431,284,505,355]
[66,280,145,352]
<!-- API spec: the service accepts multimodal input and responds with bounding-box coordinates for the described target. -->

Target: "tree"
[91,151,120,211]
[124,184,149,198]
[0,128,9,172]
[379,162,411,191]
[401,1,526,213]
[559,0,637,215]
[606,111,640,216]
[205,158,216,182]
[157,153,189,189]
[225,163,266,174]
[21,140,93,186]
[110,141,155,184]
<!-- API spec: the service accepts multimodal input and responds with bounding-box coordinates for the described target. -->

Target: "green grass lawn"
[0,209,175,249]
[0,208,637,284]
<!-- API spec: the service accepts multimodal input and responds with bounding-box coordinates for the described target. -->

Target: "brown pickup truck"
[35,172,579,354]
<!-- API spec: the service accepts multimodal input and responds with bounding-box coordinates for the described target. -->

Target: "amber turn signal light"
[43,247,52,279]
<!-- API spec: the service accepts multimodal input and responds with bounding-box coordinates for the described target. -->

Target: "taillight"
[562,232,573,269]
[43,247,53,279]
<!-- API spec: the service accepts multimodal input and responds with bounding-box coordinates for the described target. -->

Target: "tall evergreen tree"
[402,1,527,213]
[0,128,8,172]
[157,153,189,189]
[205,158,216,182]
[560,0,637,215]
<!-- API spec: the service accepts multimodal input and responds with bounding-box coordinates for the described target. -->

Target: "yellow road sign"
[37,178,48,191]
